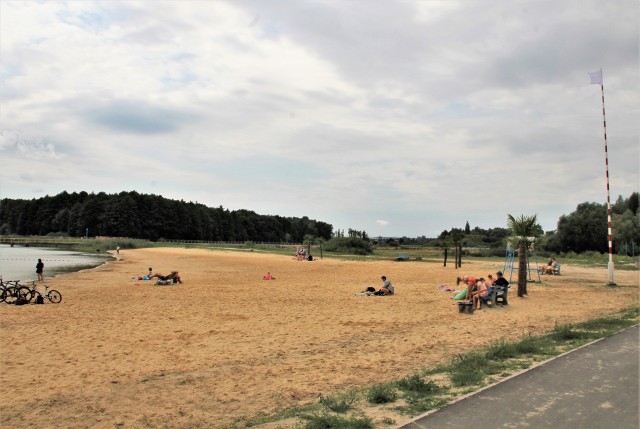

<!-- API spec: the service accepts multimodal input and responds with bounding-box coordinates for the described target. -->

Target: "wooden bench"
[479,284,509,307]
[495,284,509,305]
[479,286,497,308]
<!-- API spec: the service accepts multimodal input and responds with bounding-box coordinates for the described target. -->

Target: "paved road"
[398,325,639,429]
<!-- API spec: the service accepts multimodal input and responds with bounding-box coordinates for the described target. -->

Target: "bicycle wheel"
[18,287,33,302]
[4,287,19,304]
[47,290,62,304]
[0,287,7,303]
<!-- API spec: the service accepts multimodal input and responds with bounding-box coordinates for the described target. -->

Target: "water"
[0,244,111,282]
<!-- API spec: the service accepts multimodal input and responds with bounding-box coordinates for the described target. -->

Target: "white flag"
[589,70,602,85]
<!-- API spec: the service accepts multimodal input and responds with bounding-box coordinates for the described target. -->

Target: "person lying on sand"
[151,271,182,284]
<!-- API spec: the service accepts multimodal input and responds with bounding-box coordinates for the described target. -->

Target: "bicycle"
[1,279,31,304]
[24,283,62,304]
[0,276,14,302]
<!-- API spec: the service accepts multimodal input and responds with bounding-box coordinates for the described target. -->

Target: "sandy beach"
[1,247,637,428]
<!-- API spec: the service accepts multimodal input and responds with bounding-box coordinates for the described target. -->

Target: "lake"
[0,244,111,282]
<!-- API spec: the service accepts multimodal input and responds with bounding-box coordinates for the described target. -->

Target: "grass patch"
[449,368,486,387]
[396,394,448,416]
[445,351,490,387]
[578,316,633,331]
[485,340,520,360]
[393,374,447,415]
[619,307,640,319]
[223,404,315,428]
[550,323,587,341]
[513,334,549,355]
[300,412,374,429]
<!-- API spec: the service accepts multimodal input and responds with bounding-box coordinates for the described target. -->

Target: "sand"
[0,247,637,428]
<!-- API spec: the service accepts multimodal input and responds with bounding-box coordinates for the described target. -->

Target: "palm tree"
[507,214,542,297]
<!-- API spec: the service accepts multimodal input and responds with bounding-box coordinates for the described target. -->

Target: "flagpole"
[596,68,616,286]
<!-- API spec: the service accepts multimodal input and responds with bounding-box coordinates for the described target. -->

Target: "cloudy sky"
[1,1,638,238]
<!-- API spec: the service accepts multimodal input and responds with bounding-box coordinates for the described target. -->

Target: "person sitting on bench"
[471,277,489,310]
[493,271,509,287]
[538,257,557,275]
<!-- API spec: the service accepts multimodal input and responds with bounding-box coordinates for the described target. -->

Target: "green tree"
[545,202,607,254]
[51,208,70,233]
[100,194,140,237]
[507,214,542,297]
[324,237,373,255]
[613,209,640,252]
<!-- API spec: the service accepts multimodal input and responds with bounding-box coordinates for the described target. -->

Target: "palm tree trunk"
[518,242,528,297]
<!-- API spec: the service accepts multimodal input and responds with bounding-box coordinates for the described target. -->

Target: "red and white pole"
[595,69,616,285]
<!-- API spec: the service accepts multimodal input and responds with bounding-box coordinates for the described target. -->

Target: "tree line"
[1,191,637,255]
[0,191,333,243]
[436,193,638,255]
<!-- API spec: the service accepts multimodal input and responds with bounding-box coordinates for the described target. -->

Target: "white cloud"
[0,0,638,237]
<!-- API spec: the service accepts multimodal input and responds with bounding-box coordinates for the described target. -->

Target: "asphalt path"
[398,325,639,429]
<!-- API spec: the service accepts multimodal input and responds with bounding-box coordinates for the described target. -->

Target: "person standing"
[36,258,44,282]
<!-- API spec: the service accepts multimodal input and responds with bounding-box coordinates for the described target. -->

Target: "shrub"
[396,374,440,394]
[366,384,398,404]
[323,237,373,255]
[319,391,357,413]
